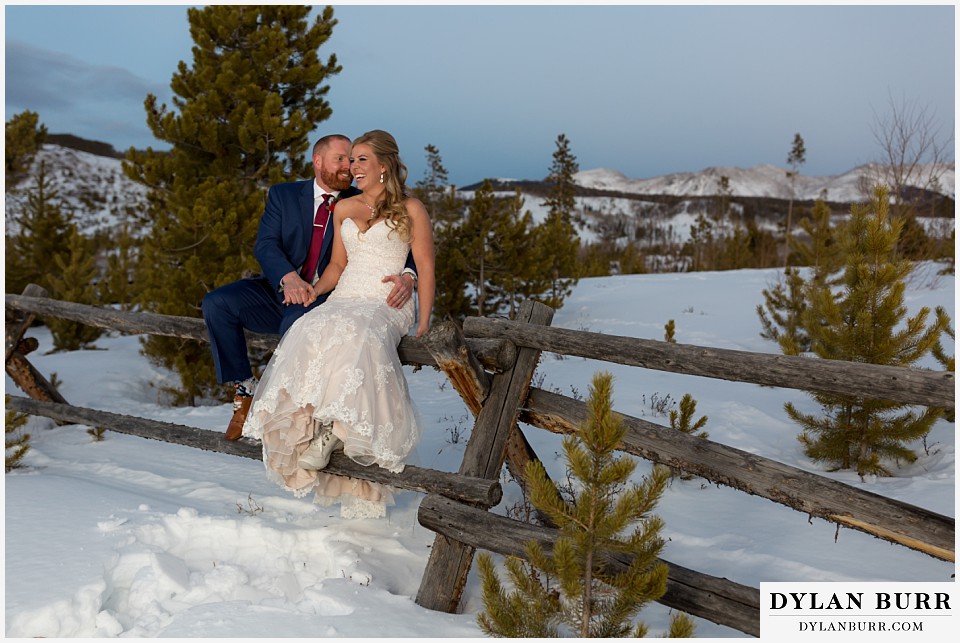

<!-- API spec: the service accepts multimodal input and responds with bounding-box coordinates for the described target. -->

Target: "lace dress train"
[243,219,420,519]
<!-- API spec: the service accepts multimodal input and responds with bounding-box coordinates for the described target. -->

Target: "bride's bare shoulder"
[403,196,429,219]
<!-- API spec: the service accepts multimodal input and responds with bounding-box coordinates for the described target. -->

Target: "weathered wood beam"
[416,301,555,613]
[420,318,557,526]
[418,494,760,637]
[5,353,69,406]
[6,284,47,362]
[5,285,68,408]
[420,320,490,413]
[4,293,516,372]
[521,388,955,562]
[5,396,501,507]
[464,316,955,410]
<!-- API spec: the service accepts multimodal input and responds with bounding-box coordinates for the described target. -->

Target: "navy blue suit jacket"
[253,180,362,303]
[253,179,414,304]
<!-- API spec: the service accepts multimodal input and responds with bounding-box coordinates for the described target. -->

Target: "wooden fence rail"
[464,316,955,410]
[6,289,956,637]
[4,293,517,373]
[521,388,955,561]
[419,494,761,637]
[5,396,502,507]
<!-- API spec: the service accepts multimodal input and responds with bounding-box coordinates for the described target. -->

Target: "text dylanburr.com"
[761,582,954,639]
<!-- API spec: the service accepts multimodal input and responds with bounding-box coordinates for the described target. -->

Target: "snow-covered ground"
[4,266,955,638]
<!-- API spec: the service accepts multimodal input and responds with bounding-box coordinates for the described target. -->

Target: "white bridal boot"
[298,421,342,470]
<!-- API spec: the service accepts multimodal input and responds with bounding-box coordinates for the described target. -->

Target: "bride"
[243,130,435,519]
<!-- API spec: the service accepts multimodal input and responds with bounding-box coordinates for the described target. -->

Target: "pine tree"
[6,162,75,295]
[453,181,539,318]
[413,144,468,322]
[538,133,581,308]
[664,319,676,344]
[784,133,806,267]
[477,372,695,638]
[930,306,954,422]
[98,222,139,309]
[785,187,952,476]
[758,199,841,352]
[46,226,104,351]
[5,398,31,472]
[662,394,710,482]
[685,212,715,271]
[491,189,550,319]
[123,5,343,403]
[617,241,645,275]
[5,110,48,189]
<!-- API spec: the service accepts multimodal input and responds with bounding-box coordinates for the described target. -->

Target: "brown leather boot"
[225,394,252,441]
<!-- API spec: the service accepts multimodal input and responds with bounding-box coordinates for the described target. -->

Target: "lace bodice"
[329,218,410,302]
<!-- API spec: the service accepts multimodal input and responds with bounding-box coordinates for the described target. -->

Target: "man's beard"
[320,166,353,191]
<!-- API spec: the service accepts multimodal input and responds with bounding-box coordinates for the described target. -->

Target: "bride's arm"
[312,209,348,297]
[407,198,435,338]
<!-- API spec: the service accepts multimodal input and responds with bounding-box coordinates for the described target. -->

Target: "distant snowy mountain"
[4,143,149,237]
[574,163,955,202]
[5,142,954,245]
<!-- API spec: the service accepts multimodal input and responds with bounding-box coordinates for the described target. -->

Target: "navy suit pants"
[201,277,324,384]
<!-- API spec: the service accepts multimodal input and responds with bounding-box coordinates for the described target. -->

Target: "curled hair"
[352,130,412,241]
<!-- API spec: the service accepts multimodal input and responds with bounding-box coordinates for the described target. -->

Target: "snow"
[574,164,956,202]
[4,144,149,238]
[4,265,954,639]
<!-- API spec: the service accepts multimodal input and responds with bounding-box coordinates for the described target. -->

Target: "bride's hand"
[415,320,429,339]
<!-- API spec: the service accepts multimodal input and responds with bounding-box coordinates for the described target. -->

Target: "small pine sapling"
[477,371,695,637]
[5,398,31,471]
[660,393,709,481]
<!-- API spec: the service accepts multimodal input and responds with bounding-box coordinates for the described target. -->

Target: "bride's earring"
[379,173,384,184]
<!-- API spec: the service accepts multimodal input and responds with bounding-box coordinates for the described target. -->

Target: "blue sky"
[4,3,955,187]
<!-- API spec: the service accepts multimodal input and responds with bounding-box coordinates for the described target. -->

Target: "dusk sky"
[4,3,955,187]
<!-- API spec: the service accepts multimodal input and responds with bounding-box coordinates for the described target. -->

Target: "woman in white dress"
[243,130,435,519]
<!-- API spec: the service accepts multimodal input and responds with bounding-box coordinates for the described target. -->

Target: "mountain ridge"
[6,140,954,241]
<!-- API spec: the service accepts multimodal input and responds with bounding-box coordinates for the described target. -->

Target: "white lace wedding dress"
[243,217,420,519]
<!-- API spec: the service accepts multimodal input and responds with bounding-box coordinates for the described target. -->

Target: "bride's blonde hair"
[352,129,412,241]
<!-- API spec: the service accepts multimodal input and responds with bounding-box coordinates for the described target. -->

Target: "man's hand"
[282,272,317,307]
[383,273,415,309]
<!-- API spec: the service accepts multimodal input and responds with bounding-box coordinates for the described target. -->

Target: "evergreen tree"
[664,319,677,344]
[490,189,548,319]
[685,212,715,271]
[538,134,581,308]
[5,398,31,472]
[931,309,955,422]
[617,241,645,275]
[670,394,708,441]
[757,267,808,351]
[783,133,806,267]
[452,181,539,318]
[717,225,753,270]
[46,226,104,351]
[6,162,75,294]
[785,187,952,476]
[123,5,343,403]
[758,199,841,352]
[477,372,695,638]
[662,394,709,482]
[5,110,48,189]
[98,222,140,309]
[413,144,468,322]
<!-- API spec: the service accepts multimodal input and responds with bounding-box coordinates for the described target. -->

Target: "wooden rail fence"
[6,287,955,637]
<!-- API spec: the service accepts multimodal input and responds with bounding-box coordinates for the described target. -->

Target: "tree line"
[5,4,954,479]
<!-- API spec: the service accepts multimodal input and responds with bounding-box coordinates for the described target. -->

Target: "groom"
[202,134,416,440]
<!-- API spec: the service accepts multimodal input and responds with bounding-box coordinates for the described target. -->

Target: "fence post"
[415,300,554,612]
[5,284,68,405]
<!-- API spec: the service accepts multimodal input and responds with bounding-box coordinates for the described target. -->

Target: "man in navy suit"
[202,134,417,440]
